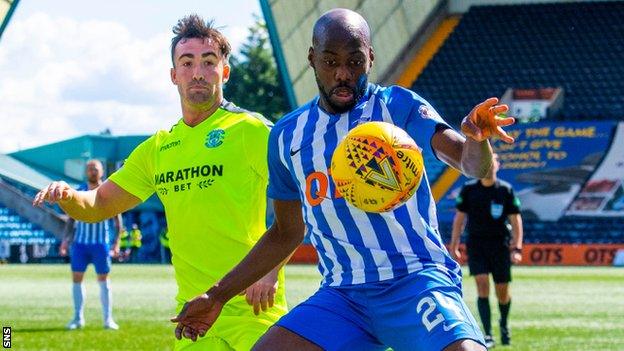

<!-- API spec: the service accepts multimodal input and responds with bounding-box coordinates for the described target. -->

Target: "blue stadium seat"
[0,205,58,245]
[411,1,624,126]
[439,217,624,244]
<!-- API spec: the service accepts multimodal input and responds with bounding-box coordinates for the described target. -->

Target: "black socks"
[477,297,492,335]
[499,299,511,328]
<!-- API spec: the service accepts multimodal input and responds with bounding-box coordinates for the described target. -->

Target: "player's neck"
[317,98,339,115]
[480,177,496,187]
[181,96,222,127]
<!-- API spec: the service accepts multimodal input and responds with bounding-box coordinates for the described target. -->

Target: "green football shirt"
[109,102,284,305]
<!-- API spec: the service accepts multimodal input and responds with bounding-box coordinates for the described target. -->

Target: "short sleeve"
[266,127,300,200]
[399,89,450,159]
[455,185,469,213]
[108,136,156,202]
[244,115,271,180]
[505,187,521,215]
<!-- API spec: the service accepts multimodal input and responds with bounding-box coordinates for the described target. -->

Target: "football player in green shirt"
[33,14,287,350]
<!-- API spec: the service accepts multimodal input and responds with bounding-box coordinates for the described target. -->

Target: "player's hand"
[461,97,515,144]
[511,251,522,264]
[59,240,69,256]
[32,181,75,206]
[110,242,120,258]
[241,270,278,315]
[171,292,224,342]
[450,245,462,261]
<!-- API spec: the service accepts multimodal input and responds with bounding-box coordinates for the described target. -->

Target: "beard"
[315,72,368,114]
[187,90,211,104]
[87,175,99,183]
[181,82,213,105]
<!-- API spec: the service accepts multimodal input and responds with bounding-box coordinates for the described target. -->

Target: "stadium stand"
[0,155,60,255]
[0,135,166,263]
[2,1,622,263]
[439,216,624,245]
[0,188,60,262]
[411,1,624,127]
[409,1,624,247]
[0,206,55,245]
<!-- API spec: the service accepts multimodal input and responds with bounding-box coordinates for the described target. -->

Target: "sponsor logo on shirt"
[154,165,223,185]
[154,165,223,194]
[205,129,225,148]
[159,140,180,152]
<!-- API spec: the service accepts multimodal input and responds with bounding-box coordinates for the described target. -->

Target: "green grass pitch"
[1,264,622,350]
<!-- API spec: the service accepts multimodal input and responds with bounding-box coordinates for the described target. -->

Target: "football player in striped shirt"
[59,159,123,330]
[175,8,515,351]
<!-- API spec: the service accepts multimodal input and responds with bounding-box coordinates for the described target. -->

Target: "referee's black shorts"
[466,241,512,283]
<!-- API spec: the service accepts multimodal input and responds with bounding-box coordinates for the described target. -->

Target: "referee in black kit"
[450,153,524,348]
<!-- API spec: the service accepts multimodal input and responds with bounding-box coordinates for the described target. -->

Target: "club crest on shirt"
[490,202,504,219]
[418,105,439,120]
[205,129,225,148]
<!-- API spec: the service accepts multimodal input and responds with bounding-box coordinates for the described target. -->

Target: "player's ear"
[170,67,177,85]
[368,47,375,69]
[222,63,230,83]
[308,47,315,69]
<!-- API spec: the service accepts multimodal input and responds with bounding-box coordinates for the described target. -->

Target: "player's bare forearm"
[209,199,304,304]
[450,212,466,247]
[112,214,124,243]
[209,223,302,304]
[432,97,515,177]
[509,214,523,248]
[34,180,141,223]
[58,190,101,222]
[450,212,465,260]
[431,127,492,178]
[63,218,76,242]
[269,252,293,275]
[460,137,493,178]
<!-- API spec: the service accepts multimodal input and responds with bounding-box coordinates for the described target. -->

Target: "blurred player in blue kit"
[59,160,123,330]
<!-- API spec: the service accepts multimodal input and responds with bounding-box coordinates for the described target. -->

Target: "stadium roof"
[260,0,445,108]
[0,0,19,41]
[9,134,163,212]
[10,134,149,180]
[0,153,53,190]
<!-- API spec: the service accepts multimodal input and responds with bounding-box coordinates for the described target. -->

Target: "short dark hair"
[170,14,231,67]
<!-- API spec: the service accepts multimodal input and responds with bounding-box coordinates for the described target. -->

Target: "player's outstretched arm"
[172,199,305,341]
[461,97,515,144]
[32,180,141,223]
[432,97,515,178]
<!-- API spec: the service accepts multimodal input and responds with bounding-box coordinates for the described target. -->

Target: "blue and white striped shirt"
[73,184,112,245]
[267,84,461,287]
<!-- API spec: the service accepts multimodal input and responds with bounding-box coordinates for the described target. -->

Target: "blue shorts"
[70,243,111,275]
[276,268,485,351]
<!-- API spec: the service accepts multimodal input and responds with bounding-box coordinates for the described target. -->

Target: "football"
[330,121,424,212]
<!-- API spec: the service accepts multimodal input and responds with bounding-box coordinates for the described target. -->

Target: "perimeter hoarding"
[566,123,624,217]
[290,243,624,266]
[436,121,617,223]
